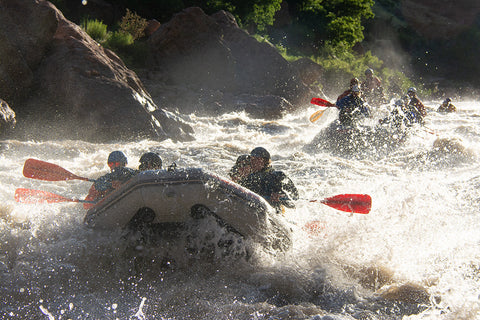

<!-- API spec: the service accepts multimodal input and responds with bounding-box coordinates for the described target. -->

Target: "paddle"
[282,193,371,214]
[310,97,336,107]
[309,109,327,123]
[309,98,336,123]
[14,188,95,204]
[312,194,371,214]
[23,158,94,182]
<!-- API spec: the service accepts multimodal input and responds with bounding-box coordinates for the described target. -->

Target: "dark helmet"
[107,151,127,164]
[444,97,452,103]
[139,152,162,170]
[365,68,374,76]
[407,87,417,94]
[235,154,251,167]
[250,147,270,160]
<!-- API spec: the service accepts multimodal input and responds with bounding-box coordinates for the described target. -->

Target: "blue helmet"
[107,151,127,164]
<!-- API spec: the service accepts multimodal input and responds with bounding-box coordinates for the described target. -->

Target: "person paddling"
[139,152,162,171]
[379,99,408,128]
[240,147,299,212]
[361,68,385,105]
[337,77,360,102]
[404,87,427,124]
[336,85,372,127]
[83,151,137,209]
[437,97,456,113]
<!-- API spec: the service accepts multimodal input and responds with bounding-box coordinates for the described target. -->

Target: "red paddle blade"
[310,97,335,107]
[14,188,77,204]
[23,158,90,181]
[320,194,371,214]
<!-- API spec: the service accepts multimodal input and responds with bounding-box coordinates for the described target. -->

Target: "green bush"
[83,19,108,43]
[119,9,148,40]
[244,1,282,32]
[116,41,149,69]
[316,43,382,75]
[105,31,134,50]
[310,43,420,98]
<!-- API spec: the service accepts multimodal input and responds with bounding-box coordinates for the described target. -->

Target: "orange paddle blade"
[309,109,327,123]
[23,158,91,181]
[14,188,93,204]
[15,188,76,204]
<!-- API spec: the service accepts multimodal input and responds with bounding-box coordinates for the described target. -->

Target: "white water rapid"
[1,100,480,319]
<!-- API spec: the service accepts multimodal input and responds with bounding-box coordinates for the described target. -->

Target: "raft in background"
[84,168,292,252]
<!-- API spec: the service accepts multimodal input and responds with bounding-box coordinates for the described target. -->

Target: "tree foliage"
[201,0,283,32]
[98,0,373,50]
[104,0,282,32]
[286,0,374,48]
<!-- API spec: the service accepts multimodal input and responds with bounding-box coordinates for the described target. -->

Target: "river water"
[1,100,480,319]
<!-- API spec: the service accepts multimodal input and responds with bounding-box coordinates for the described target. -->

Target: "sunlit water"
[1,100,480,319]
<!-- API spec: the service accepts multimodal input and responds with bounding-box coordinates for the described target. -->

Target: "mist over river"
[1,99,480,319]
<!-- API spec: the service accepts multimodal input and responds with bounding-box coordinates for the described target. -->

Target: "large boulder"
[0,0,57,100]
[146,7,316,118]
[0,0,193,142]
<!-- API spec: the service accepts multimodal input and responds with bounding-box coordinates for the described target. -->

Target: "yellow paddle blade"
[309,109,326,123]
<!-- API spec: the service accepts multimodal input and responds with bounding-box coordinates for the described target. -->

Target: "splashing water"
[1,100,480,319]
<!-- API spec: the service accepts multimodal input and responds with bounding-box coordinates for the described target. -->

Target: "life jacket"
[241,166,298,209]
[83,167,137,209]
[361,76,382,93]
[409,97,427,117]
[337,89,352,102]
[438,102,456,113]
[336,94,370,127]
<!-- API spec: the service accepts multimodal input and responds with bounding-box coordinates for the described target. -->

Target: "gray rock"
[146,7,317,118]
[0,0,193,142]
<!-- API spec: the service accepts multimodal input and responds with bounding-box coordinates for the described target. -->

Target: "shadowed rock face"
[401,0,480,39]
[0,0,193,142]
[0,2,321,142]
[146,7,316,118]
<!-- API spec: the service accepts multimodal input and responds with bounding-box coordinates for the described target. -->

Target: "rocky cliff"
[0,1,319,142]
[0,0,194,142]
